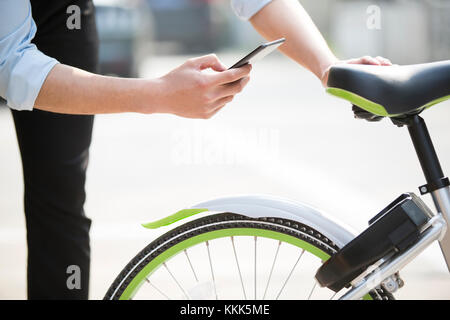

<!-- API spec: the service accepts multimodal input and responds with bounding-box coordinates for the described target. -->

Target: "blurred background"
[0,0,449,299]
[93,0,450,78]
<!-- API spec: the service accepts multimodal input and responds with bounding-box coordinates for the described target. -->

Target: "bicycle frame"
[406,115,450,270]
[339,114,450,299]
[432,187,450,269]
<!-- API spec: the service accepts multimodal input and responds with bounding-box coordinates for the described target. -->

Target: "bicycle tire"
[104,213,394,300]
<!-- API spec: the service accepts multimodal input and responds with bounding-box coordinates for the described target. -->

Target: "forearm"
[33,56,252,117]
[249,0,338,82]
[34,64,157,114]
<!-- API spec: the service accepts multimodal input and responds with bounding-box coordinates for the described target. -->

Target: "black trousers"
[11,0,99,299]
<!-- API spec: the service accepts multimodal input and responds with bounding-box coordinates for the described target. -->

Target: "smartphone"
[228,38,286,69]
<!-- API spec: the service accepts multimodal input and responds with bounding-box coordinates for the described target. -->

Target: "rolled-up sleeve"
[0,0,59,111]
[230,0,273,20]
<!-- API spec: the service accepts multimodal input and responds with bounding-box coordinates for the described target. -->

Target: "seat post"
[406,115,446,190]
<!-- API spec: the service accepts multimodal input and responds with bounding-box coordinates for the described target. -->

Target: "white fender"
[190,194,357,248]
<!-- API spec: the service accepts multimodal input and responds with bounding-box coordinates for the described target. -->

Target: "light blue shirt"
[0,0,270,111]
[0,0,59,111]
[231,0,272,20]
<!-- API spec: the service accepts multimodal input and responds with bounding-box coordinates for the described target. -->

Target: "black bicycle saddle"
[326,60,450,117]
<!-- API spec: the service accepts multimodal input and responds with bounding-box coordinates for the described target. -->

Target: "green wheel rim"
[118,227,372,300]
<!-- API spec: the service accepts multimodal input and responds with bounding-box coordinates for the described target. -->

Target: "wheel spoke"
[206,241,218,300]
[307,282,317,300]
[263,240,281,300]
[231,236,247,300]
[163,262,190,299]
[145,277,171,300]
[184,249,199,282]
[275,249,305,300]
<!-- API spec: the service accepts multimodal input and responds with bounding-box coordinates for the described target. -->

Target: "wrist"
[134,78,165,114]
[319,56,339,87]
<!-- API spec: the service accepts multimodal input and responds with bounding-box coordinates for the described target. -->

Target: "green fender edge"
[142,208,209,229]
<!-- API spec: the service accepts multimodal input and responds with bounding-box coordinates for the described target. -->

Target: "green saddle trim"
[327,88,450,117]
[423,95,450,109]
[326,87,391,117]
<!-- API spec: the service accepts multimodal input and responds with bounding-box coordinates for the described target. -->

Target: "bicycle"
[104,60,450,300]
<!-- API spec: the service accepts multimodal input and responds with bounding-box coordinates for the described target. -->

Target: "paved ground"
[1,52,449,299]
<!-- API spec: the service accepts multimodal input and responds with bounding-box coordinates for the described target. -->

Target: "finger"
[375,56,392,66]
[188,54,227,72]
[208,64,252,85]
[348,56,381,65]
[210,95,234,109]
[202,95,234,115]
[201,105,226,119]
[216,76,250,98]
[210,105,226,117]
[361,56,381,65]
[200,97,232,119]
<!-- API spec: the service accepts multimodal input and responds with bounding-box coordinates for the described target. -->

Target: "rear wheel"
[104,213,394,300]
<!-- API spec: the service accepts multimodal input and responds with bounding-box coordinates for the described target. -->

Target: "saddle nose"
[326,60,450,117]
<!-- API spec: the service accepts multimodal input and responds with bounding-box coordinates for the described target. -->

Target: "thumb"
[189,54,227,72]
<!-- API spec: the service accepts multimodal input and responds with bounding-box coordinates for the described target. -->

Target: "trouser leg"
[12,109,94,299]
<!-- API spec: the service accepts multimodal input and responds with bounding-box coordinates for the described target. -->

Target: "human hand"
[151,54,251,119]
[321,55,392,87]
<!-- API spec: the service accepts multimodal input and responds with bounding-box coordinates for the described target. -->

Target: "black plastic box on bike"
[315,193,434,292]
